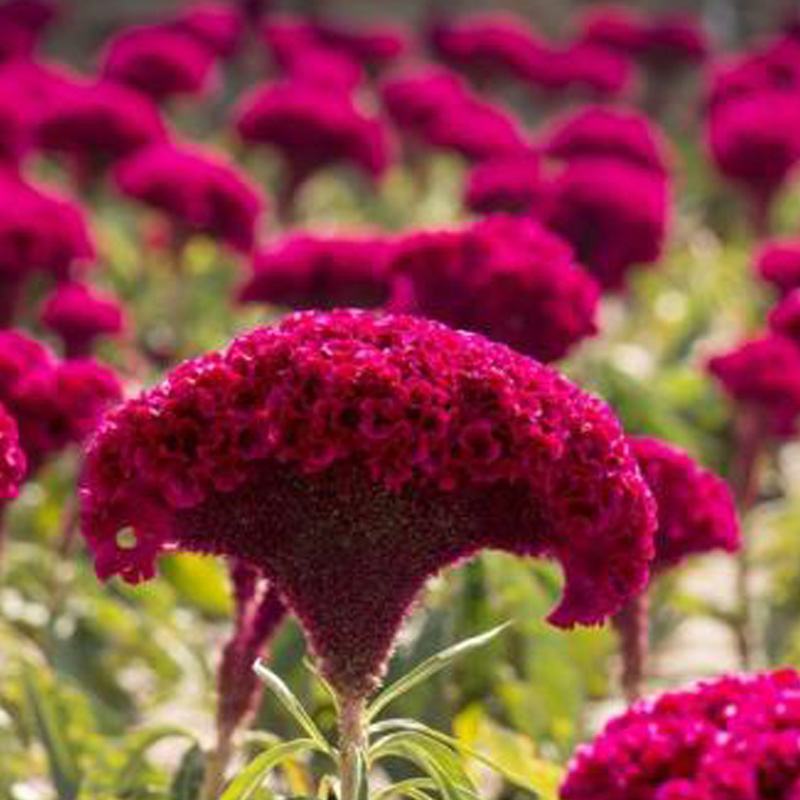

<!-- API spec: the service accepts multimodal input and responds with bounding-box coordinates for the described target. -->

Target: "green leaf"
[118,726,195,792]
[371,777,438,800]
[170,744,206,800]
[221,738,327,800]
[23,672,82,800]
[253,660,334,755]
[367,623,512,721]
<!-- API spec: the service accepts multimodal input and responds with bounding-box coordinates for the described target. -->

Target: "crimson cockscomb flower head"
[708,334,800,439]
[578,5,646,55]
[630,436,739,571]
[768,290,800,343]
[552,43,633,97]
[706,91,800,233]
[542,105,671,176]
[542,158,669,292]
[102,25,217,103]
[756,238,800,297]
[561,669,800,800]
[643,14,709,67]
[464,150,542,215]
[36,79,167,174]
[170,3,244,60]
[0,81,31,167]
[311,19,409,69]
[388,216,600,363]
[41,282,127,359]
[0,403,25,500]
[0,0,55,62]
[80,310,656,696]
[115,142,266,253]
[239,234,392,310]
[235,81,390,193]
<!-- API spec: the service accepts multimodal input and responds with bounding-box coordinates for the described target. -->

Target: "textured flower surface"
[115,142,265,252]
[560,669,800,800]
[768,290,800,343]
[388,216,599,362]
[170,2,244,59]
[102,24,217,102]
[380,68,468,135]
[464,150,542,214]
[0,402,25,500]
[239,233,392,310]
[41,281,126,358]
[81,310,655,695]
[542,106,671,175]
[0,0,55,62]
[235,81,389,183]
[756,238,800,296]
[311,19,408,67]
[708,334,800,439]
[542,157,669,291]
[630,436,739,571]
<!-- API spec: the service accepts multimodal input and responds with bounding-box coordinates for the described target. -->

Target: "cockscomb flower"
[169,3,244,60]
[115,142,266,253]
[561,669,800,800]
[706,90,800,234]
[239,233,392,310]
[578,6,646,55]
[311,19,409,69]
[0,79,32,167]
[0,174,95,326]
[80,310,656,698]
[0,0,56,62]
[708,334,800,439]
[0,331,121,473]
[235,82,389,213]
[643,14,709,67]
[464,150,542,215]
[41,281,127,359]
[0,403,25,501]
[36,78,167,180]
[388,216,600,363]
[542,106,671,175]
[768,290,800,343]
[755,238,800,297]
[101,24,217,103]
[550,42,633,97]
[541,158,669,292]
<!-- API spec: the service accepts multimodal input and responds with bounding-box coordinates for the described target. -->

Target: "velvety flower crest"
[170,3,244,59]
[464,150,543,215]
[756,238,800,296]
[0,402,25,500]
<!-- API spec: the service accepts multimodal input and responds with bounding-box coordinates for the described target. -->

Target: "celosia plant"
[464,150,543,215]
[0,402,25,502]
[561,669,800,800]
[0,0,55,62]
[756,238,800,297]
[169,2,244,60]
[238,233,392,310]
[387,216,600,363]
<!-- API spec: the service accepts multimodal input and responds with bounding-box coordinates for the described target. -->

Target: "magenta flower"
[41,281,127,359]
[464,150,542,215]
[0,174,95,326]
[578,6,646,55]
[0,0,55,62]
[101,25,217,103]
[551,42,633,96]
[80,310,656,697]
[708,334,800,439]
[388,216,600,363]
[561,669,800,800]
[235,82,390,211]
[239,233,392,310]
[542,105,671,175]
[0,402,25,501]
[36,78,167,178]
[756,238,800,296]
[115,142,266,253]
[310,19,408,68]
[706,90,800,233]
[170,3,244,60]
[0,331,121,473]
[768,290,800,343]
[0,80,31,167]
[541,158,670,292]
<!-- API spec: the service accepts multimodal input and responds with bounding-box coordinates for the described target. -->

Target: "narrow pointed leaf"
[371,777,438,800]
[170,744,205,800]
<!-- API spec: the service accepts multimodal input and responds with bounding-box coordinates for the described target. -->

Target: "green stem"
[338,694,366,800]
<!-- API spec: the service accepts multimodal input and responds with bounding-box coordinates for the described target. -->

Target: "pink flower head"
[542,106,671,176]
[768,290,800,344]
[235,81,390,185]
[561,669,800,800]
[41,281,127,358]
[169,3,244,60]
[708,334,800,439]
[310,19,409,68]
[0,0,55,62]
[464,149,542,215]
[756,238,800,296]
[388,216,600,363]
[541,158,669,292]
[0,78,31,166]
[551,43,633,96]
[36,78,167,172]
[115,142,266,253]
[239,233,391,310]
[706,90,800,227]
[0,331,121,473]
[644,15,709,67]
[629,436,739,571]
[578,6,647,55]
[80,310,656,696]
[101,25,217,103]
[0,402,25,500]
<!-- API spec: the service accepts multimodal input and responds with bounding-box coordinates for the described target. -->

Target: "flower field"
[2,1,800,798]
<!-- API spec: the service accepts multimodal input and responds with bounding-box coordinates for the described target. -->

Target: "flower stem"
[199,737,233,800]
[338,693,367,800]
[615,592,649,703]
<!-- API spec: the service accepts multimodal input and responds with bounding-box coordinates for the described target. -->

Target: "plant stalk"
[615,591,650,703]
[338,693,367,800]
